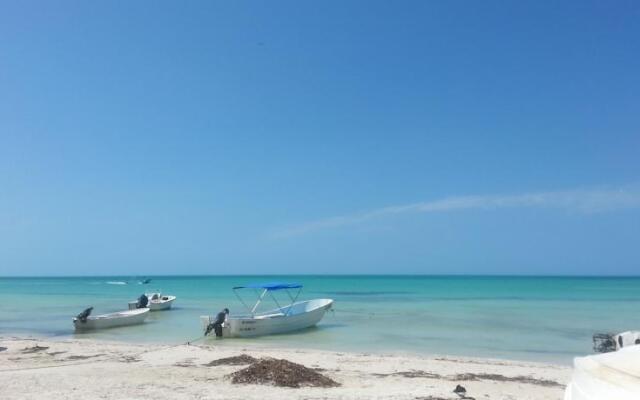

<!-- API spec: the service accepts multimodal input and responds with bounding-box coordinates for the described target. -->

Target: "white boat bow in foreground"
[564,345,640,400]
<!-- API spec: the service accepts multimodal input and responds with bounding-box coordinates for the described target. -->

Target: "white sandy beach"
[0,336,570,400]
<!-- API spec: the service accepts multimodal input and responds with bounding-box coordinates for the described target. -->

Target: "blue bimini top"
[232,282,302,291]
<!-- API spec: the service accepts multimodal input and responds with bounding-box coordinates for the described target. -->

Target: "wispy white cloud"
[270,186,640,238]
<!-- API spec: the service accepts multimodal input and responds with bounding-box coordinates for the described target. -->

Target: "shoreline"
[1,335,571,400]
[0,329,578,366]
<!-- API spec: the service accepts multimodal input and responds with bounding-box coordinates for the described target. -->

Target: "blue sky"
[1,1,639,276]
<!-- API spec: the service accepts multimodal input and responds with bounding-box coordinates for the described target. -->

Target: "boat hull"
[149,295,176,311]
[74,308,150,331]
[564,345,640,400]
[201,299,333,338]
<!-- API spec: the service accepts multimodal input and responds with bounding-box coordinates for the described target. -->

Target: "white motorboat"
[73,307,149,331]
[128,292,177,311]
[200,282,333,338]
[147,292,176,311]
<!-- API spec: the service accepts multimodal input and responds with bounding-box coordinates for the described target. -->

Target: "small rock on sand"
[453,384,466,394]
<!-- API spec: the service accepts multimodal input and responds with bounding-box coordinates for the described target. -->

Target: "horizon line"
[2,273,640,278]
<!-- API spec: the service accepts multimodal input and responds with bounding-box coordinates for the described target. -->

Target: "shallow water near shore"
[1,275,639,364]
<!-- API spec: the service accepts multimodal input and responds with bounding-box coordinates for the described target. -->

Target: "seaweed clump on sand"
[21,345,49,354]
[204,354,257,366]
[65,354,105,361]
[228,358,340,388]
[452,373,562,388]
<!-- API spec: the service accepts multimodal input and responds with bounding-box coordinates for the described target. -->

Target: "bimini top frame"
[232,282,303,316]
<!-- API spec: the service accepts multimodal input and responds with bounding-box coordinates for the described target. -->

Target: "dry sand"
[0,336,570,400]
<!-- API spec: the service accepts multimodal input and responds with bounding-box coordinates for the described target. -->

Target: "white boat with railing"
[200,282,333,338]
[73,307,149,331]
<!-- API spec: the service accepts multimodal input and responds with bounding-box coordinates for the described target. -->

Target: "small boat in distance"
[147,292,176,311]
[73,307,149,331]
[200,282,333,338]
[128,292,177,311]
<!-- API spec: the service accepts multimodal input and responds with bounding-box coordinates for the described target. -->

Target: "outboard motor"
[137,294,149,308]
[205,308,229,338]
[593,333,616,353]
[76,307,93,323]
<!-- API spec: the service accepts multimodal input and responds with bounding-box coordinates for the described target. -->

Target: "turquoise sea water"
[1,275,639,364]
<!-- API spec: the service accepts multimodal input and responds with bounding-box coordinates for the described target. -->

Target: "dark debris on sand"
[374,369,562,388]
[119,355,141,363]
[228,358,340,388]
[204,354,258,367]
[415,397,452,400]
[65,354,105,361]
[452,373,562,388]
[0,346,7,352]
[21,345,49,354]
[374,370,443,379]
[174,361,195,367]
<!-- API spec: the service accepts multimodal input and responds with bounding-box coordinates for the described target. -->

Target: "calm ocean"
[1,275,638,364]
